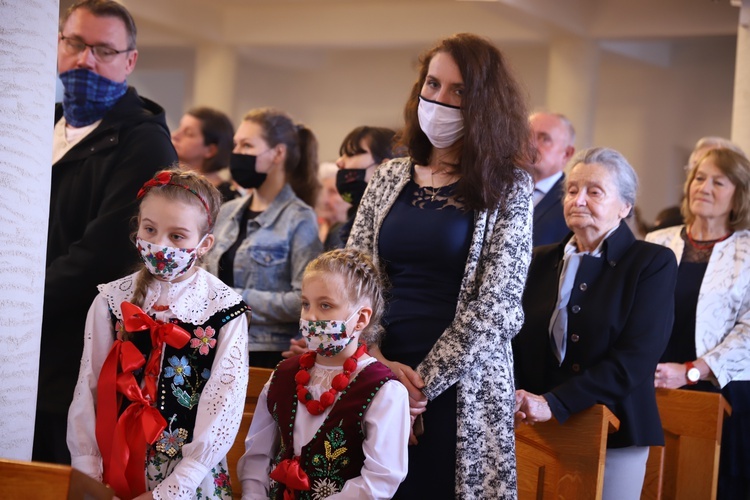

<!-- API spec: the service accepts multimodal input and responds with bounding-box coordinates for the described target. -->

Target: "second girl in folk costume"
[67,170,250,499]
[238,249,410,499]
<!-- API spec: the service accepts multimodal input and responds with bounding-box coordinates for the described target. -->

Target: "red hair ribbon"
[270,456,311,499]
[136,171,213,228]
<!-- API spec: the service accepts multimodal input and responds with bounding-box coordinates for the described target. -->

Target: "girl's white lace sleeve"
[67,294,115,481]
[153,312,250,499]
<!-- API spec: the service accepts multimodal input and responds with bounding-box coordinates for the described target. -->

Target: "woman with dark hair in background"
[335,125,397,245]
[348,33,534,498]
[171,106,239,202]
[205,108,322,368]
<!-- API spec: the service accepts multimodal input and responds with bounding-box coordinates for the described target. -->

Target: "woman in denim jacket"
[204,108,323,367]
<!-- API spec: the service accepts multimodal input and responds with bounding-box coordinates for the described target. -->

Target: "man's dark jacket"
[533,175,570,247]
[40,87,177,416]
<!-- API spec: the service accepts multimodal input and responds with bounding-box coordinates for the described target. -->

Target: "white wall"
[128,36,736,222]
[0,0,58,460]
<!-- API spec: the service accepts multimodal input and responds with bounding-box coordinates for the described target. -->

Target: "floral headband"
[137,172,212,228]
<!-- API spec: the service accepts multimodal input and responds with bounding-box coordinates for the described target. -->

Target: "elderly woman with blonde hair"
[647,145,750,499]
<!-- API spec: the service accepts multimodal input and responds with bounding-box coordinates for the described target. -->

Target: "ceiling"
[104,0,742,68]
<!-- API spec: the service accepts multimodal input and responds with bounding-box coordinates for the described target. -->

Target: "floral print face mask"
[299,309,360,357]
[136,235,206,282]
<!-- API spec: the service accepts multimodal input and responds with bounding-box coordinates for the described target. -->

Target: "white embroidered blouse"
[67,268,250,499]
[238,356,410,499]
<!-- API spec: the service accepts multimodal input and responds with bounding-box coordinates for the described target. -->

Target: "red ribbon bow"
[120,301,191,400]
[137,171,172,199]
[95,302,192,499]
[270,457,311,499]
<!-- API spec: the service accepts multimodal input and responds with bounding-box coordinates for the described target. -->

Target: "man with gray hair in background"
[529,111,576,246]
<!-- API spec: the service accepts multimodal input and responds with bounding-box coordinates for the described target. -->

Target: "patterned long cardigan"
[347,157,533,499]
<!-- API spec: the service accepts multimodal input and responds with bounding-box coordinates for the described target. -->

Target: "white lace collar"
[98,268,244,325]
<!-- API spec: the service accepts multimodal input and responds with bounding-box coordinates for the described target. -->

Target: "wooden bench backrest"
[246,366,273,413]
[516,404,620,500]
[641,388,731,500]
[0,458,114,499]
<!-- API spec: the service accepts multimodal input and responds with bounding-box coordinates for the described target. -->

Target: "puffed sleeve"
[418,178,533,398]
[153,312,250,499]
[329,379,410,499]
[67,294,116,480]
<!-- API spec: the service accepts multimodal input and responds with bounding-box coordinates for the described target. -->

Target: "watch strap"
[685,361,700,385]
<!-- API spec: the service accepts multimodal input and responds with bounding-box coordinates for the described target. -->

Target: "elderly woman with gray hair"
[513,147,678,499]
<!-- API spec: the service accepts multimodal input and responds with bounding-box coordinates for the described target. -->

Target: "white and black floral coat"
[347,157,533,499]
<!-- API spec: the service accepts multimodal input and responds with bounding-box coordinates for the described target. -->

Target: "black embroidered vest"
[109,301,249,456]
[267,357,395,499]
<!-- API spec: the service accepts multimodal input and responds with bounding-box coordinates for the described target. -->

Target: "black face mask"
[335,168,369,207]
[230,153,268,189]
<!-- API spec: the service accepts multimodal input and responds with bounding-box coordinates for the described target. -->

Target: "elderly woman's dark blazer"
[513,222,678,448]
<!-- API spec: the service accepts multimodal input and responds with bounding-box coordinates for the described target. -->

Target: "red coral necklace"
[686,225,732,251]
[295,344,367,415]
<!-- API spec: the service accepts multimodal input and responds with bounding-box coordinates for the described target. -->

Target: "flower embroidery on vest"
[156,416,188,458]
[190,326,217,355]
[311,477,340,499]
[165,355,191,385]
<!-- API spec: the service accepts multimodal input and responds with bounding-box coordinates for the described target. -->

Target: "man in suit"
[529,112,576,247]
[35,0,177,463]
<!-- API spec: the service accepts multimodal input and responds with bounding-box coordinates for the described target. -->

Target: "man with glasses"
[36,0,177,464]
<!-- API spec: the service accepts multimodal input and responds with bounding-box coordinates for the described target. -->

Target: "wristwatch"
[685,361,701,385]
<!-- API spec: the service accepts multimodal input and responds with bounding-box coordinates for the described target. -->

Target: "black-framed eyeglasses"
[59,34,134,63]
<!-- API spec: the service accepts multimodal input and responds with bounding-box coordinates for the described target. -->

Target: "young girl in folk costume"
[238,249,410,499]
[67,169,250,499]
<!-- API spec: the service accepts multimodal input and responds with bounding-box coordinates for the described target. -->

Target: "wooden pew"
[0,458,114,499]
[228,411,254,499]
[516,404,620,500]
[246,366,273,414]
[230,366,274,497]
[641,388,731,500]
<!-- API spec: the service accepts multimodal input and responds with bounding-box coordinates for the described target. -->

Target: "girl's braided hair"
[304,248,386,345]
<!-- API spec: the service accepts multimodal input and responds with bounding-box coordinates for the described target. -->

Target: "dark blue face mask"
[58,68,128,127]
[230,153,268,189]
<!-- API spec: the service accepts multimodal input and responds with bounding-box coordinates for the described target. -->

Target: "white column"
[0,0,58,459]
[731,0,750,154]
[546,36,600,149]
[193,43,237,116]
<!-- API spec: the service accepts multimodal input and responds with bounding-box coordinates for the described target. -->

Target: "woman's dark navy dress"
[377,176,474,499]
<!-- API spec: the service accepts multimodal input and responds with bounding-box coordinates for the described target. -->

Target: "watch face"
[687,367,701,383]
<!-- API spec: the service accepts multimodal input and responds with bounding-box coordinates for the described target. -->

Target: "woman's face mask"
[417,95,464,149]
[229,152,268,189]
